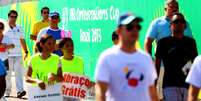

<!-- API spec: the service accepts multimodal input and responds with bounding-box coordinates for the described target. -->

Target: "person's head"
[0,22,4,33]
[41,7,49,20]
[165,0,179,18]
[59,38,74,56]
[116,13,143,45]
[36,34,56,53]
[170,12,186,37]
[49,11,60,26]
[8,10,18,23]
[112,31,119,45]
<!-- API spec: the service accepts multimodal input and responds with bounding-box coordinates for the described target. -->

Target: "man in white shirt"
[95,13,158,101]
[186,56,201,101]
[4,10,28,98]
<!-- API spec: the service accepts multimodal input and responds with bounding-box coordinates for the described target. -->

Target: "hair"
[41,7,49,14]
[165,0,178,8]
[0,22,4,29]
[173,12,185,19]
[8,10,18,17]
[112,31,119,41]
[58,38,74,49]
[36,34,54,52]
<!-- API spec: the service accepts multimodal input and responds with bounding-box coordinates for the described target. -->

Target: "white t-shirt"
[4,25,25,56]
[186,55,201,88]
[0,35,12,60]
[95,46,157,101]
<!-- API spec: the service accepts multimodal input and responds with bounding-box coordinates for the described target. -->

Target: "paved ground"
[2,76,28,101]
[1,74,95,101]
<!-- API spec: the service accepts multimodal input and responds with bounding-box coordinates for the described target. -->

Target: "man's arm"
[20,38,28,60]
[30,35,37,41]
[155,58,161,77]
[30,23,38,41]
[20,38,28,53]
[95,81,108,101]
[145,37,154,56]
[188,85,200,101]
[149,84,159,101]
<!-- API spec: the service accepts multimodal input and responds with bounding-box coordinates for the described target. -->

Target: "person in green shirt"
[59,38,95,101]
[59,38,84,74]
[26,34,63,90]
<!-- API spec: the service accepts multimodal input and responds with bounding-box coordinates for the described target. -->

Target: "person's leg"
[13,57,26,97]
[163,87,183,101]
[4,57,13,97]
[180,87,188,101]
[0,76,6,98]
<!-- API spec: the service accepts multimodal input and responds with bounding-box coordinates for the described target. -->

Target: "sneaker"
[4,93,10,97]
[17,91,26,98]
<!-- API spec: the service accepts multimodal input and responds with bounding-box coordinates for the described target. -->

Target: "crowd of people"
[1,0,201,101]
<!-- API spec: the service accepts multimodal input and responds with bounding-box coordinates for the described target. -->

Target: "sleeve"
[146,55,157,85]
[28,56,33,68]
[32,23,37,35]
[146,19,158,39]
[19,26,25,39]
[37,29,47,41]
[94,53,110,83]
[184,21,193,38]
[186,56,201,88]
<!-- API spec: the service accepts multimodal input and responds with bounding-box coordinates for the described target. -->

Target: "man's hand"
[24,52,28,60]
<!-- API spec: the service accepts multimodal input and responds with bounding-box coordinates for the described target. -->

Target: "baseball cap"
[118,12,143,26]
[49,11,60,18]
[171,13,186,23]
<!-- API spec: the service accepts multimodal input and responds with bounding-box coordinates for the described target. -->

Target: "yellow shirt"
[32,20,49,36]
[60,56,84,75]
[29,53,60,83]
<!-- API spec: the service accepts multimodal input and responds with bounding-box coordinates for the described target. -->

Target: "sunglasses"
[43,11,49,14]
[10,15,17,18]
[51,16,59,20]
[172,19,186,24]
[126,23,142,31]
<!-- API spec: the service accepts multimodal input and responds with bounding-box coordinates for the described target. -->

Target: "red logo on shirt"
[124,67,144,87]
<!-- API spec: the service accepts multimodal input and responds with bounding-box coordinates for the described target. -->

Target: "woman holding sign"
[59,38,95,101]
[59,38,84,75]
[59,38,84,101]
[25,34,63,90]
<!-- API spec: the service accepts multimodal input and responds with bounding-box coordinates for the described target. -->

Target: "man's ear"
[164,8,167,12]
